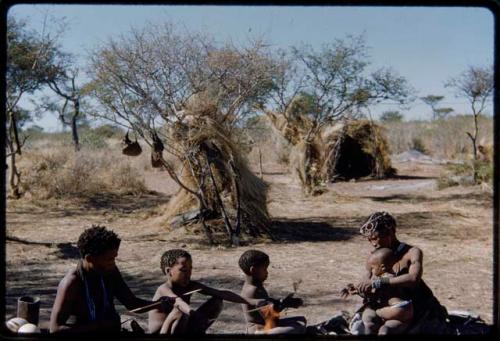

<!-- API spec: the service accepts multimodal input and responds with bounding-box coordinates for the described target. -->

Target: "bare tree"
[86,22,276,245]
[46,68,85,151]
[446,65,493,163]
[259,35,412,192]
[6,15,66,198]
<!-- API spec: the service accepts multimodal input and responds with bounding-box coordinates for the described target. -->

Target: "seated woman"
[342,247,414,334]
[352,212,450,335]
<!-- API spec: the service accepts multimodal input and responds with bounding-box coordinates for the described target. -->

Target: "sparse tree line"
[6,15,493,244]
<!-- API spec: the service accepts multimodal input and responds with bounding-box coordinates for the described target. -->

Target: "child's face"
[251,263,269,283]
[167,256,192,287]
[87,247,119,274]
[371,261,386,277]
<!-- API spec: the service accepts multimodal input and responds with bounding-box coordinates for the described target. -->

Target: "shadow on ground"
[80,191,171,213]
[363,192,492,208]
[53,243,80,259]
[270,217,361,243]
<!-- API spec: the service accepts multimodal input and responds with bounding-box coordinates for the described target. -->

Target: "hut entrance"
[332,135,374,180]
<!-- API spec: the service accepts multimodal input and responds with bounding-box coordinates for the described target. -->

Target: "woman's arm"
[387,247,423,288]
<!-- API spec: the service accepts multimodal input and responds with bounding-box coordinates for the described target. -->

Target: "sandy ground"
[5,161,494,334]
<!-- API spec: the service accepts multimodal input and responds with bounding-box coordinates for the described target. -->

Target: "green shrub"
[473,159,493,184]
[437,175,459,190]
[94,124,124,138]
[80,129,108,149]
[438,159,492,189]
[411,137,428,154]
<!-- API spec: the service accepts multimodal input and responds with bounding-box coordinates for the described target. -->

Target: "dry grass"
[163,115,271,242]
[5,160,493,333]
[382,115,493,158]
[322,120,395,179]
[16,145,149,199]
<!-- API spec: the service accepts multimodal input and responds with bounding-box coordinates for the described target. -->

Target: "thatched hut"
[164,113,272,244]
[322,120,396,182]
[266,109,396,193]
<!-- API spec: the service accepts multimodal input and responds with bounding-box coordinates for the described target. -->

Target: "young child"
[50,225,170,333]
[341,247,414,334]
[148,249,254,334]
[238,249,306,335]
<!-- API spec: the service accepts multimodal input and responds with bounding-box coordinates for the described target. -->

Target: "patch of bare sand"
[5,161,493,333]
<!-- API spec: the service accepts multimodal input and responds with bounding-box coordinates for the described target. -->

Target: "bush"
[437,159,492,189]
[473,159,493,184]
[94,124,124,138]
[380,111,403,122]
[20,147,148,199]
[80,129,108,149]
[411,137,428,154]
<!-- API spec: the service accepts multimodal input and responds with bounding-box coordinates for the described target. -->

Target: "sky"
[8,4,494,131]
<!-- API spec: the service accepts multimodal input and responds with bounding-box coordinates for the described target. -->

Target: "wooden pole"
[259,148,263,179]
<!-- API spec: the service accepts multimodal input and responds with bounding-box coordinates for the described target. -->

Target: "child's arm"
[111,266,158,311]
[148,284,194,334]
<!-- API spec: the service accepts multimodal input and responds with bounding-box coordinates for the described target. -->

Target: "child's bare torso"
[240,282,268,326]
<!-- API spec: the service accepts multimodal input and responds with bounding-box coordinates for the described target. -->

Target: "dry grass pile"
[18,146,148,199]
[266,109,396,194]
[163,115,271,242]
[289,139,324,194]
[265,108,325,194]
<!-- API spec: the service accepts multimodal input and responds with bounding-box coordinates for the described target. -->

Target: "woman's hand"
[356,280,373,296]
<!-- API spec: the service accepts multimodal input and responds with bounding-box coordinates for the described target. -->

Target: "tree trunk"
[229,160,241,247]
[469,108,480,183]
[7,112,22,198]
[472,112,479,161]
[9,150,21,199]
[71,100,80,151]
[259,148,263,179]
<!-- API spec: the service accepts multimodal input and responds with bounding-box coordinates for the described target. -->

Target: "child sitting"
[238,249,306,334]
[148,249,253,334]
[49,225,170,333]
[341,247,414,334]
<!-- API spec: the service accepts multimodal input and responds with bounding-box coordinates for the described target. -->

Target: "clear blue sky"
[9,4,494,131]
